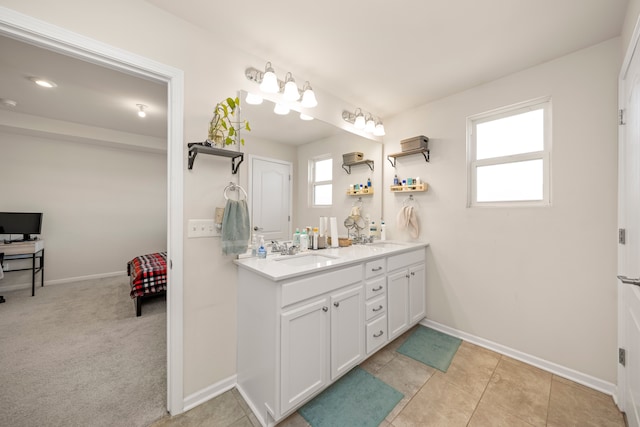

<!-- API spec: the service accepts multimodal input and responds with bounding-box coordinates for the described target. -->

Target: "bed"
[127,251,167,317]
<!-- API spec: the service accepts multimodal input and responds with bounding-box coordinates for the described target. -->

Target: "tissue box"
[342,152,364,164]
[400,136,429,152]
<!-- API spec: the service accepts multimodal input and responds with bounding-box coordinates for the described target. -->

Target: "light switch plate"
[187,219,220,238]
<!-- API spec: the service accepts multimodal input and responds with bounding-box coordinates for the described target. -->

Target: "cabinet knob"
[373,330,384,338]
[411,272,415,276]
[322,306,328,312]
[334,302,340,308]
[405,274,410,278]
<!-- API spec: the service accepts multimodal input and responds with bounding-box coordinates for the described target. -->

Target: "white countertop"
[234,240,428,281]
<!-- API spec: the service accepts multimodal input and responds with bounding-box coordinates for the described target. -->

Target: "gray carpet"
[0,276,167,427]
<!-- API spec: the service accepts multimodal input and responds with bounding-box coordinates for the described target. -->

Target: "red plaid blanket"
[128,252,167,298]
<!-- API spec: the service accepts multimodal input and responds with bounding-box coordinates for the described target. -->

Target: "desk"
[0,240,45,296]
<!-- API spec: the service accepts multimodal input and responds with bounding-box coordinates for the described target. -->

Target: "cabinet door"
[330,286,364,380]
[409,263,426,324]
[387,270,409,340]
[281,297,330,414]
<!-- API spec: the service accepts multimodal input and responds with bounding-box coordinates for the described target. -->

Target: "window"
[467,97,551,206]
[310,156,333,206]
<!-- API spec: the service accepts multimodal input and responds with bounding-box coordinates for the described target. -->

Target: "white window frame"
[309,155,333,207]
[467,96,552,207]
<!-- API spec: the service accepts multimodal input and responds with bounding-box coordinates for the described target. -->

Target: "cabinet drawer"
[387,249,425,272]
[365,295,386,321]
[365,258,386,279]
[282,265,362,307]
[366,315,388,354]
[365,276,386,300]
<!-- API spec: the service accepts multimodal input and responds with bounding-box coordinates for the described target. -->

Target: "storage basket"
[400,136,429,152]
[342,152,364,164]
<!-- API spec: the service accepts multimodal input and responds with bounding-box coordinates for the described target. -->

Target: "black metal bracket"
[387,148,430,167]
[188,142,244,174]
[342,159,374,174]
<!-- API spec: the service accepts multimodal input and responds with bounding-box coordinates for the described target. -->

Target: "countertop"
[234,240,428,281]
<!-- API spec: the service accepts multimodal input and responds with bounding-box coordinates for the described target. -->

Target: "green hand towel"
[221,199,250,255]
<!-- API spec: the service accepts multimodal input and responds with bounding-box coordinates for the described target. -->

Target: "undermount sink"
[274,252,340,266]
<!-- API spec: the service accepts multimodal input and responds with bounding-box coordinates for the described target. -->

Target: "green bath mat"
[397,326,462,372]
[299,367,403,427]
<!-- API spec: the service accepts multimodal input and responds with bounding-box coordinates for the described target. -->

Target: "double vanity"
[235,241,428,426]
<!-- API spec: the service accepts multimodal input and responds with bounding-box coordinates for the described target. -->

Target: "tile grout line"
[463,352,502,426]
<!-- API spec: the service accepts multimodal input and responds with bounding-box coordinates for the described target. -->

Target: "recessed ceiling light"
[0,98,17,108]
[29,77,57,88]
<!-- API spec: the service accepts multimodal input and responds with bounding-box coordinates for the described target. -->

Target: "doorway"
[0,8,185,415]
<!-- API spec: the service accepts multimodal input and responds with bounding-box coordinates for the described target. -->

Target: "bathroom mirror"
[239,90,383,240]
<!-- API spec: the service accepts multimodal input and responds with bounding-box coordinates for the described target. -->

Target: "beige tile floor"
[151,327,626,427]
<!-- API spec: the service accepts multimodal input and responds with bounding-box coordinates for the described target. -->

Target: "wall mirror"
[239,90,383,242]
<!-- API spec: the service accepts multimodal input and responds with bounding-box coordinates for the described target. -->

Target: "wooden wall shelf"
[346,189,374,196]
[390,183,428,192]
[387,147,430,167]
[188,142,244,173]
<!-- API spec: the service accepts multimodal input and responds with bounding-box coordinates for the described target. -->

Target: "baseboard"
[183,374,237,412]
[421,319,617,398]
[0,271,127,291]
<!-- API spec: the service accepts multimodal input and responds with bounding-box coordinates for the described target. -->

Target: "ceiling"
[0,1,629,144]
[149,0,628,118]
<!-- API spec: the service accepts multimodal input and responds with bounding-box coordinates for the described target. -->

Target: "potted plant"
[207,96,251,147]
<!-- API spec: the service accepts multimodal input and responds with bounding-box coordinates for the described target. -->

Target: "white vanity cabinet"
[236,243,427,427]
[387,249,426,340]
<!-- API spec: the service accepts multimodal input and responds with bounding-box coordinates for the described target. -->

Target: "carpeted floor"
[0,276,167,427]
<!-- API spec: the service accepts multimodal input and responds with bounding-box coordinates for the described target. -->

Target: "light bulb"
[374,122,385,136]
[283,73,300,101]
[301,82,318,108]
[260,62,279,93]
[274,103,290,115]
[137,104,147,118]
[365,116,375,133]
[354,112,365,129]
[245,92,263,105]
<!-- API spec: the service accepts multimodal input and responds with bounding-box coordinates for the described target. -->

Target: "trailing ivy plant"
[207,96,251,146]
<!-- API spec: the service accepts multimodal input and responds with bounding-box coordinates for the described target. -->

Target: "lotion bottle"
[380,221,386,241]
[300,229,309,251]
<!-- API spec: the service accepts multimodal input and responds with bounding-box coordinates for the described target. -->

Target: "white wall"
[0,130,166,287]
[383,38,620,383]
[297,134,383,236]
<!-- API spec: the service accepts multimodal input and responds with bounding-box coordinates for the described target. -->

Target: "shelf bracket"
[188,142,244,174]
[342,160,374,174]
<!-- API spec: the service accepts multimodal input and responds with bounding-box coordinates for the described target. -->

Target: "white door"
[250,156,292,242]
[330,285,364,380]
[618,31,640,427]
[280,297,329,415]
[387,270,409,340]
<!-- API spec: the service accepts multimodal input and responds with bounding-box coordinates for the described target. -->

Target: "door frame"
[617,14,640,412]
[0,7,185,415]
[248,154,293,240]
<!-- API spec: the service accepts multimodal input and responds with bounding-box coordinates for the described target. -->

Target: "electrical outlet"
[187,219,220,238]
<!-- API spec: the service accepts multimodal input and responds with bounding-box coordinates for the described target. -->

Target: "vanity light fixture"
[245,92,263,105]
[300,82,318,108]
[364,114,376,133]
[259,62,279,93]
[30,77,57,88]
[137,104,147,118]
[283,72,300,102]
[274,103,290,115]
[343,108,385,136]
[245,63,318,108]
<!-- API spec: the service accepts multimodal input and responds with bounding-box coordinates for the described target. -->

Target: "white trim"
[183,374,237,412]
[421,319,617,398]
[0,7,185,415]
[0,271,128,292]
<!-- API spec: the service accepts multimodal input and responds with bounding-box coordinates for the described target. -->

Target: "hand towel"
[221,199,250,255]
[396,205,420,239]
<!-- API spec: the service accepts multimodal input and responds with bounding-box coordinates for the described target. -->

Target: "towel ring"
[352,197,363,208]
[403,194,415,207]
[224,182,247,201]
